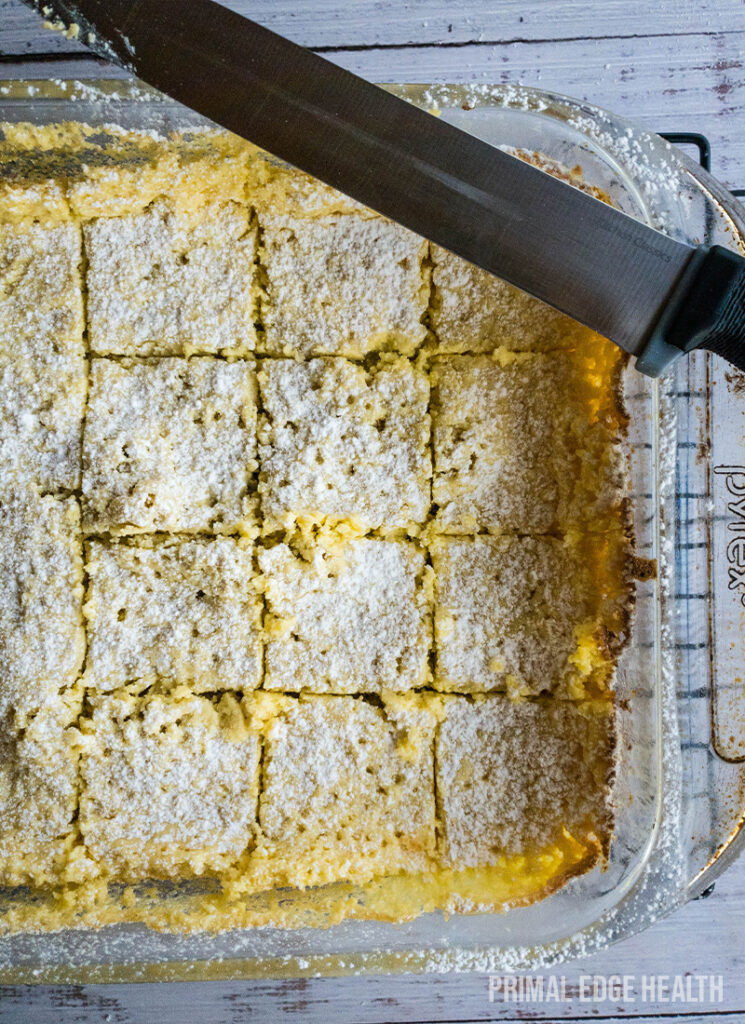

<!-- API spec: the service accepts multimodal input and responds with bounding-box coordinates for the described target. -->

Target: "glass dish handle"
[688,346,745,898]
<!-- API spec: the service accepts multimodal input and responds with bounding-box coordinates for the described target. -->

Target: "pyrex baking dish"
[0,79,744,983]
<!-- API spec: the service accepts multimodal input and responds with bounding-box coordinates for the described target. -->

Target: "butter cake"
[251,161,372,219]
[0,491,84,723]
[0,220,82,346]
[0,126,628,935]
[436,696,615,868]
[431,351,623,534]
[0,693,82,887]
[79,690,260,881]
[82,357,258,535]
[431,243,591,354]
[258,355,430,533]
[0,221,86,491]
[260,213,429,358]
[250,695,437,889]
[84,537,262,692]
[431,534,620,697]
[85,199,258,357]
[259,538,431,692]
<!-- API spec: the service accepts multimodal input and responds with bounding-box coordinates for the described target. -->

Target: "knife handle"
[636,244,745,376]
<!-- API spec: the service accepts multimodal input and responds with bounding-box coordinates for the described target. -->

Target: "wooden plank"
[0,858,743,1022]
[1,0,743,53]
[5,1003,743,1024]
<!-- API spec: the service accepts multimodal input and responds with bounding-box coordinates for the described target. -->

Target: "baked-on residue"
[0,124,630,934]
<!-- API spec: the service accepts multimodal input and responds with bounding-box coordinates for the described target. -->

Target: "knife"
[19,0,745,376]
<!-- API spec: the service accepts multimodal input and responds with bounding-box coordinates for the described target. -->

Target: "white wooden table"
[1,1,745,1020]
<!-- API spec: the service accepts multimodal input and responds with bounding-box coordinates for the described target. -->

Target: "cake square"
[436,696,615,868]
[84,199,258,356]
[0,353,87,494]
[0,694,82,887]
[85,537,263,692]
[259,538,431,693]
[432,534,619,697]
[79,691,260,881]
[258,356,430,533]
[69,132,250,220]
[431,244,588,354]
[431,352,623,534]
[0,177,70,225]
[0,221,83,347]
[251,695,437,888]
[250,158,372,219]
[0,221,86,491]
[0,491,85,724]
[260,213,428,358]
[82,357,257,535]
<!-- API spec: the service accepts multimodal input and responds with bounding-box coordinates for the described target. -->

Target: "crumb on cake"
[85,199,258,357]
[0,693,82,887]
[78,690,261,881]
[0,491,85,724]
[431,533,621,698]
[67,131,250,220]
[0,221,86,491]
[250,694,437,889]
[431,351,623,534]
[436,696,615,868]
[430,243,593,354]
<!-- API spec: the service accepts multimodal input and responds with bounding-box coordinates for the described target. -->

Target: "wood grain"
[1,0,743,51]
[325,32,745,189]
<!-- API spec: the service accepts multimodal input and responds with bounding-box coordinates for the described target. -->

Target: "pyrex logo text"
[714,464,745,607]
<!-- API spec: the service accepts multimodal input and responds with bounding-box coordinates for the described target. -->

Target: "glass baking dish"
[1,79,744,983]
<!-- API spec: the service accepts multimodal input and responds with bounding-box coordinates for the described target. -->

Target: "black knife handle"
[636,245,745,376]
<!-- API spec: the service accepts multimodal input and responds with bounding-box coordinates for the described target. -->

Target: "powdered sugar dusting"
[260,539,431,692]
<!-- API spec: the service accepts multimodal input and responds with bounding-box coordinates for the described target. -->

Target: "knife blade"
[19,0,745,376]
